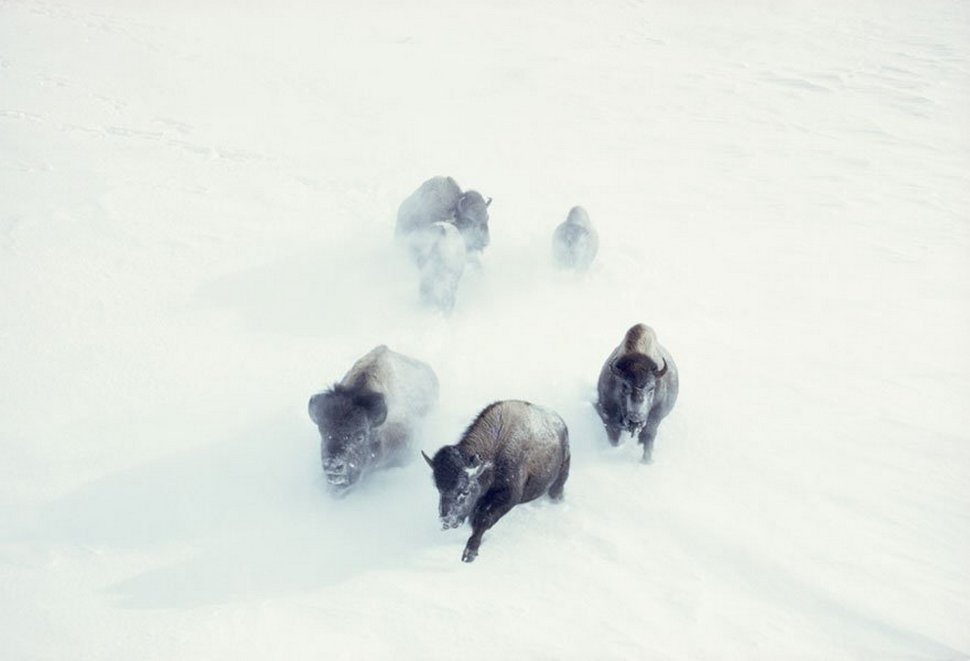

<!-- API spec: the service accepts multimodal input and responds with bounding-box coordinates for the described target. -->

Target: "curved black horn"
[485,196,492,207]
[653,360,668,378]
[421,450,434,468]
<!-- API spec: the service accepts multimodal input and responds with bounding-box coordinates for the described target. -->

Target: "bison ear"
[308,393,325,425]
[357,391,388,427]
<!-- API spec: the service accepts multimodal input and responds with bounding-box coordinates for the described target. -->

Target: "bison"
[308,345,439,494]
[418,221,466,312]
[596,324,679,463]
[394,176,491,263]
[552,206,598,271]
[423,400,570,562]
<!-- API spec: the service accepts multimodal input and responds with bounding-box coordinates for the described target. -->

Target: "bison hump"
[623,324,662,359]
[397,176,463,232]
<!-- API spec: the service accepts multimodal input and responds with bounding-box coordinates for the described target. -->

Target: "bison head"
[454,191,491,253]
[611,354,667,433]
[424,446,488,529]
[308,383,387,492]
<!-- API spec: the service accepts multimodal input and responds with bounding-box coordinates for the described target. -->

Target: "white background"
[2,1,968,659]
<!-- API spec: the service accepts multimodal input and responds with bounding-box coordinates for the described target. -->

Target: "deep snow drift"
[1,1,969,659]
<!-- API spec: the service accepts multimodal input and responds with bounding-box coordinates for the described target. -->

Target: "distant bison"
[395,176,491,263]
[418,221,466,312]
[423,400,570,562]
[308,345,439,494]
[596,324,679,463]
[552,206,598,270]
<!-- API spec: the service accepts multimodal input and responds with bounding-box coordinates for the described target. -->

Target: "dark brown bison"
[423,400,570,562]
[308,345,438,494]
[596,324,679,463]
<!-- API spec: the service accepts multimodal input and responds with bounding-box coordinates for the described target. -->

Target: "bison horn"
[485,196,492,207]
[421,450,434,468]
[654,360,668,378]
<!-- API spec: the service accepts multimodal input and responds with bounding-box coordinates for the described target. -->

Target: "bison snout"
[325,469,350,482]
[624,414,647,435]
[323,457,358,471]
[323,457,361,487]
[625,411,647,425]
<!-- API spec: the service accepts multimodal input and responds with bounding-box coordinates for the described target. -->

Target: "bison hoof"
[461,547,478,563]
[640,454,654,465]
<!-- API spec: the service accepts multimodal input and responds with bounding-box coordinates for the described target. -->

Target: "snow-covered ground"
[2,1,968,658]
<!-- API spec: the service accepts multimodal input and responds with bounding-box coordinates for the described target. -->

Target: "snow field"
[1,1,968,659]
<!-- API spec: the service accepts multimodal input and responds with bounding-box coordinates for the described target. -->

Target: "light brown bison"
[423,400,570,562]
[309,345,438,494]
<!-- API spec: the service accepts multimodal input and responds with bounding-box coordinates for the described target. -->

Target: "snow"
[2,0,969,659]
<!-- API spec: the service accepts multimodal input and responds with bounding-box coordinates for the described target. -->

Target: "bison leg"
[637,422,660,464]
[548,453,570,501]
[462,487,515,563]
[595,401,622,447]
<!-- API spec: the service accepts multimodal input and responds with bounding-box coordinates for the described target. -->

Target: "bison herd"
[308,176,679,562]
[395,176,599,313]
